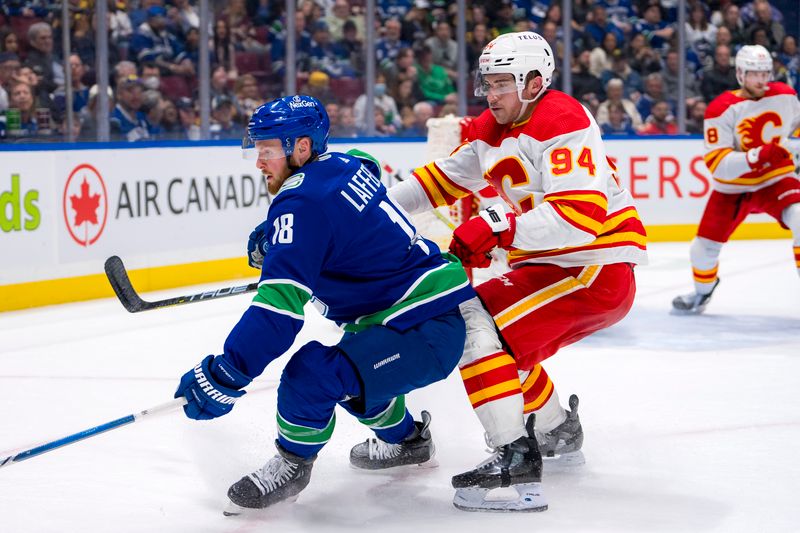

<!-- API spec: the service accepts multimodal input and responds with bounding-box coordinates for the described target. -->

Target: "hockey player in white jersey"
[673,45,800,314]
[389,31,647,511]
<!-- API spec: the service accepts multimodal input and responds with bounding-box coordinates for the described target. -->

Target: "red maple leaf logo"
[70,177,101,226]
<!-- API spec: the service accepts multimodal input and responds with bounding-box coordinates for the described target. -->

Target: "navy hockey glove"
[175,355,252,420]
[247,220,270,269]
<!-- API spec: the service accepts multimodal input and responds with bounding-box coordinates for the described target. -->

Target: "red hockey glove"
[746,141,793,169]
[449,204,516,268]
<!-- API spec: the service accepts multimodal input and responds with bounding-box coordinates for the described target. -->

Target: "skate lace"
[248,455,298,495]
[475,433,504,470]
[367,437,402,460]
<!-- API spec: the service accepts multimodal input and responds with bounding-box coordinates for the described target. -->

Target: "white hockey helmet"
[735,45,773,86]
[475,31,555,103]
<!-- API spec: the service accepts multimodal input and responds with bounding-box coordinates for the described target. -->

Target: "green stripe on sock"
[358,396,407,429]
[277,412,336,445]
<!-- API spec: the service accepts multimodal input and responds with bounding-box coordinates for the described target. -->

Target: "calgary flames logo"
[737,111,782,150]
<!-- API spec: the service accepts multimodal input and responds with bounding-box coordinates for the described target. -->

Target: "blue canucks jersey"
[222,151,474,378]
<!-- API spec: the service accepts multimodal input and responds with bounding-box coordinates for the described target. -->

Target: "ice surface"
[1,240,798,532]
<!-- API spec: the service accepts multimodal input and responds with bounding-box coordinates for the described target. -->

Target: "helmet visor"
[242,135,290,160]
[474,71,520,97]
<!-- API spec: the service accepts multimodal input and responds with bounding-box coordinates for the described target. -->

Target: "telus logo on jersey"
[737,111,782,150]
[62,164,108,246]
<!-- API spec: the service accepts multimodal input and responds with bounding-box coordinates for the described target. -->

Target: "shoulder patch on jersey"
[766,81,797,97]
[523,90,591,141]
[705,90,747,119]
[317,154,332,161]
[278,173,305,194]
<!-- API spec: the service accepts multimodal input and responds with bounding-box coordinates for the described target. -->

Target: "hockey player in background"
[174,95,476,515]
[673,44,800,314]
[389,31,648,511]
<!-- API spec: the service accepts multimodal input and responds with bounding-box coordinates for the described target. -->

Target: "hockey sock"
[520,365,564,433]
[460,350,525,446]
[781,204,800,278]
[690,237,723,294]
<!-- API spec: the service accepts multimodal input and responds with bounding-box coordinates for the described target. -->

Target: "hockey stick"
[104,255,258,313]
[0,397,187,469]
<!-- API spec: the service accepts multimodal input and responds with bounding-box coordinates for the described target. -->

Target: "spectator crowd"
[1,0,799,142]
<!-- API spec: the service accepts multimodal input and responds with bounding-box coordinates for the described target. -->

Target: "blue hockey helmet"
[243,95,330,159]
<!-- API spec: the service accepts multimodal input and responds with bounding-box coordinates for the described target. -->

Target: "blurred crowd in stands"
[0,0,798,142]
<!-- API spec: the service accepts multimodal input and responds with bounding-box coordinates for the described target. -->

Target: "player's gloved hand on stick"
[449,203,516,268]
[746,141,793,169]
[247,220,270,269]
[175,355,252,420]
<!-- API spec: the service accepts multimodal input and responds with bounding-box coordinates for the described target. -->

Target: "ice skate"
[223,443,316,516]
[672,278,720,315]
[349,411,436,470]
[535,394,585,468]
[451,416,547,512]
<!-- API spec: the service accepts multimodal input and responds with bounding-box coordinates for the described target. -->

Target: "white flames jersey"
[703,82,800,193]
[394,90,647,268]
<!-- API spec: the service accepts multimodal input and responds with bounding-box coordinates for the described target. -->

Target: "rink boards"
[0,137,791,311]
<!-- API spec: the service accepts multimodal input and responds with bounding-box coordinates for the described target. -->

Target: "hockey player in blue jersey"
[174,95,476,514]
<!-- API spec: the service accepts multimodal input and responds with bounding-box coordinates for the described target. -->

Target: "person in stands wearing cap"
[110,75,150,142]
[210,95,244,139]
[301,70,337,105]
[130,5,184,76]
[175,96,201,140]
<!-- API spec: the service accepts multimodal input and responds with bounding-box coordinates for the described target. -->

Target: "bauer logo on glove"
[449,203,516,268]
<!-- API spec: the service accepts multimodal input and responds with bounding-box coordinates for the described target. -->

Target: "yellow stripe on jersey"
[602,207,640,231]
[704,148,733,173]
[414,166,448,207]
[552,203,604,234]
[544,192,609,211]
[425,163,472,200]
[714,163,796,186]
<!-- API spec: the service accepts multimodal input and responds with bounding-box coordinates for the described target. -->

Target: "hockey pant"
[692,178,800,292]
[458,263,636,447]
[275,307,465,458]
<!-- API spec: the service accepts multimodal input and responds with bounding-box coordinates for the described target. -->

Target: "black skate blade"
[453,483,548,513]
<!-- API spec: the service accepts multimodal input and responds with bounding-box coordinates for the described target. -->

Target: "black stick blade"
[104,255,148,312]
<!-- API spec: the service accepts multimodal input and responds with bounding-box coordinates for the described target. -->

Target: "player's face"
[254,139,291,195]
[742,70,770,98]
[484,73,522,124]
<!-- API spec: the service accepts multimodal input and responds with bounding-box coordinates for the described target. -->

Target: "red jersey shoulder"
[765,81,797,97]
[705,90,746,120]
[466,109,504,143]
[522,90,591,141]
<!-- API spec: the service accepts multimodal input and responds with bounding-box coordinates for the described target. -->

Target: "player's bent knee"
[782,203,800,234]
[459,297,503,366]
[690,237,723,267]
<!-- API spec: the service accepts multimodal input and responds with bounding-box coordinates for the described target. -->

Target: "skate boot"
[451,415,547,512]
[224,443,316,516]
[535,394,585,468]
[672,278,720,315]
[350,411,436,470]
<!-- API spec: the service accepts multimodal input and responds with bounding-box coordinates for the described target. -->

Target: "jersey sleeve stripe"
[250,301,305,321]
[413,166,449,207]
[713,163,796,186]
[258,278,313,296]
[704,148,733,173]
[252,282,311,317]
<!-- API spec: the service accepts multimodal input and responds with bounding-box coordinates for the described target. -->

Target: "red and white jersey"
[391,90,647,268]
[703,82,800,193]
